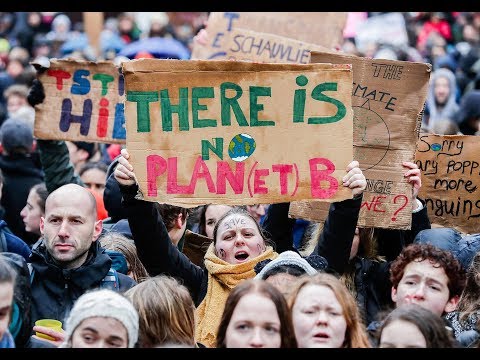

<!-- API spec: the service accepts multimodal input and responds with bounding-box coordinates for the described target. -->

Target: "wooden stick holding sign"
[122,59,354,207]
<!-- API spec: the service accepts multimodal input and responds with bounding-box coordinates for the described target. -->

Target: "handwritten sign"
[415,134,480,234]
[122,59,354,207]
[289,52,431,230]
[191,12,347,60]
[34,59,126,144]
[224,28,327,64]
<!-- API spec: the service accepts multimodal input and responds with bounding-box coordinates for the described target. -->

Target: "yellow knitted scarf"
[195,243,278,348]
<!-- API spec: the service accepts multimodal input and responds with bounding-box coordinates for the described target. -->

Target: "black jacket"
[0,153,44,245]
[120,183,207,306]
[263,197,363,275]
[29,239,136,325]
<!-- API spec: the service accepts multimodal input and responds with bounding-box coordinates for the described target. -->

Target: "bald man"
[28,184,136,344]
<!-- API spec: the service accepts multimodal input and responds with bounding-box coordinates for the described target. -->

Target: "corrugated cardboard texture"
[191,12,347,60]
[289,51,431,230]
[123,59,353,207]
[416,134,480,234]
[34,59,125,144]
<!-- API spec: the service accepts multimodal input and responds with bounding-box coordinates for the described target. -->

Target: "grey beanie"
[255,250,318,280]
[62,289,139,348]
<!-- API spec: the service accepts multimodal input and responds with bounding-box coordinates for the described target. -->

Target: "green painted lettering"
[160,88,189,131]
[126,91,158,132]
[92,73,114,96]
[293,75,308,123]
[308,82,346,124]
[201,137,223,160]
[220,82,248,126]
[250,86,274,127]
[192,87,217,128]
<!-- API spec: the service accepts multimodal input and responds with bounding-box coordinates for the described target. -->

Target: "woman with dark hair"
[20,182,48,238]
[216,279,296,348]
[378,304,456,348]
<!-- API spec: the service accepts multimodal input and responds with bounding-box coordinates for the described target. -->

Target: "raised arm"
[27,61,83,193]
[114,149,204,299]
[313,160,366,274]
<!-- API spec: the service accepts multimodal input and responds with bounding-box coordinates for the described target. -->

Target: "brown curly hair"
[390,243,466,298]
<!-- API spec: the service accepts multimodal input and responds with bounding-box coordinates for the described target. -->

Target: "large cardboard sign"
[224,28,327,64]
[34,59,126,144]
[123,59,354,207]
[191,12,347,60]
[289,52,431,230]
[415,134,480,234]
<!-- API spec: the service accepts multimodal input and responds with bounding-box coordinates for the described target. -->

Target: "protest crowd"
[1,11,480,349]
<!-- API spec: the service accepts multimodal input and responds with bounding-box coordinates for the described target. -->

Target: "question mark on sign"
[391,194,408,221]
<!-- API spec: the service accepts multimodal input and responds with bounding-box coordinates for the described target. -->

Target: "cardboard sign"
[223,28,327,64]
[289,51,431,230]
[34,59,126,144]
[123,59,354,207]
[355,13,409,54]
[415,134,480,234]
[191,12,347,60]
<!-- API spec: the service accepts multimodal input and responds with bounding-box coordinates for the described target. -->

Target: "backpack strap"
[100,267,119,291]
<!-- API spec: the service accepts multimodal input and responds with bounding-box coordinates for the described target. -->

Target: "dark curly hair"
[390,243,466,299]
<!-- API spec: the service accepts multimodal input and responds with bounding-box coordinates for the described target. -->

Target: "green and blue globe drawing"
[228,133,256,162]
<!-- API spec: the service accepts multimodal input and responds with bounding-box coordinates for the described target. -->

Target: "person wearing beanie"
[60,289,139,348]
[254,250,327,297]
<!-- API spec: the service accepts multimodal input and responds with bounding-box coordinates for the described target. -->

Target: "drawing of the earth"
[228,133,256,162]
[353,106,390,171]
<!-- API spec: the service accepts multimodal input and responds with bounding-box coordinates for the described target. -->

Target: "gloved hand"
[27,57,50,107]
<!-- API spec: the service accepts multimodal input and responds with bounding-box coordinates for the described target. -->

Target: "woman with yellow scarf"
[114,149,366,348]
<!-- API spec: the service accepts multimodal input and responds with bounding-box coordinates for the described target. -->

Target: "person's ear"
[444,294,460,313]
[175,213,185,229]
[391,286,398,303]
[91,220,103,242]
[39,216,45,234]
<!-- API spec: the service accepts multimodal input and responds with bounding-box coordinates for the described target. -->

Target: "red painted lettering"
[272,164,293,195]
[254,168,269,194]
[217,161,245,194]
[309,158,338,198]
[189,156,216,193]
[167,157,192,194]
[97,98,109,137]
[47,69,71,90]
[146,155,167,197]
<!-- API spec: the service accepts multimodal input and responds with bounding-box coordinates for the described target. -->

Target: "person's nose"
[249,327,265,348]
[234,232,245,246]
[57,220,70,238]
[20,206,27,218]
[315,310,329,325]
[412,283,426,299]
